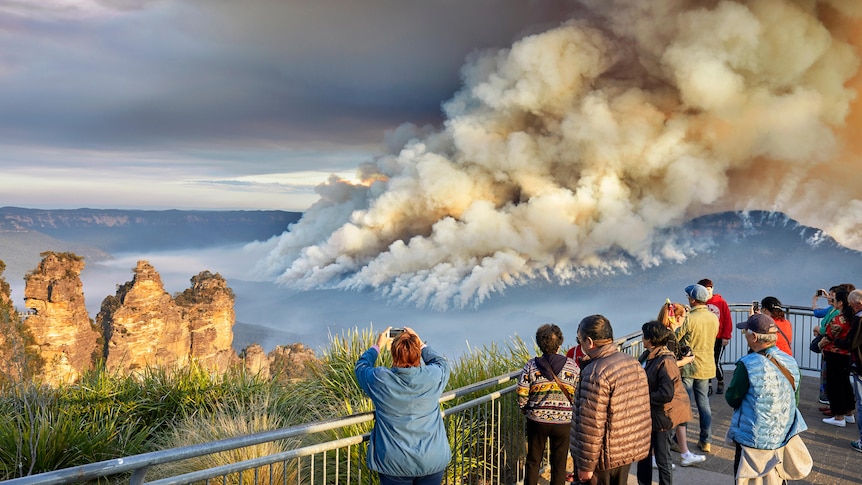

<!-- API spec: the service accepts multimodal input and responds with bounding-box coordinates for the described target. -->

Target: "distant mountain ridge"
[0,207,302,252]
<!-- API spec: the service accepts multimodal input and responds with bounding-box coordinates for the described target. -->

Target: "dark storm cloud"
[0,0,577,151]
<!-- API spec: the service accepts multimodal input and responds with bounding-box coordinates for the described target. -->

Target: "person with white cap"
[725,313,808,483]
[676,283,719,454]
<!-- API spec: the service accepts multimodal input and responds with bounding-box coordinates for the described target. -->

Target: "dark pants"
[592,464,631,485]
[378,470,445,485]
[636,429,672,485]
[525,419,571,485]
[713,339,725,382]
[824,351,856,415]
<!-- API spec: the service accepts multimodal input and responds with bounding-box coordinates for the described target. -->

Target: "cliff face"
[22,252,100,385]
[98,261,191,373]
[176,271,238,371]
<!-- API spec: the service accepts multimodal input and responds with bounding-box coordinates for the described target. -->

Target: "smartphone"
[817,289,828,297]
[388,328,404,339]
[752,301,760,312]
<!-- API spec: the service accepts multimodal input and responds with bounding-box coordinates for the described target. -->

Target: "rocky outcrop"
[238,342,317,382]
[98,261,194,373]
[5,254,317,385]
[176,270,237,370]
[22,252,101,385]
[268,343,316,381]
[0,262,36,384]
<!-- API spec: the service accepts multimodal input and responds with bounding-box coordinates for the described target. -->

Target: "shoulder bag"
[809,334,823,354]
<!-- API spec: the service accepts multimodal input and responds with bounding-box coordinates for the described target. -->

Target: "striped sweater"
[516,354,580,424]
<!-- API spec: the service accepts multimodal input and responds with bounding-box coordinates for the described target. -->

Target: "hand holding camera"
[377,326,414,349]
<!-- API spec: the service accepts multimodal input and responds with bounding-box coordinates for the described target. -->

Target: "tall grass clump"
[0,361,281,480]
[150,394,298,485]
[0,384,150,479]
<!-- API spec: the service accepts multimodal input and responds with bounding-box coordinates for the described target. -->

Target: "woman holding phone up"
[355,327,451,485]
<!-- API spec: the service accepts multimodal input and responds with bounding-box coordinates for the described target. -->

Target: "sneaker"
[819,397,830,404]
[847,415,856,424]
[680,452,706,467]
[716,381,724,394]
[697,442,711,453]
[823,417,847,427]
[851,440,862,453]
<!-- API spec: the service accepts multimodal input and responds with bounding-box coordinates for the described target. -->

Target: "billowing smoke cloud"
[259,0,862,309]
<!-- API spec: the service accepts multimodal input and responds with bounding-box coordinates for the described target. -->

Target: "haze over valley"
[2,207,860,358]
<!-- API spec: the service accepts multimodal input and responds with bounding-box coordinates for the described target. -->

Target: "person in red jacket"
[698,279,733,395]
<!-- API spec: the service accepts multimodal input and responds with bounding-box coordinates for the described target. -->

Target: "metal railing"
[1,303,821,485]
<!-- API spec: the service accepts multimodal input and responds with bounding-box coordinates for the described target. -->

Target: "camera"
[752,300,759,312]
[388,328,404,339]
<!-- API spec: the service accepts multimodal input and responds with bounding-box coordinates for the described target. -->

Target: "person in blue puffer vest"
[355,326,451,485]
[725,313,808,482]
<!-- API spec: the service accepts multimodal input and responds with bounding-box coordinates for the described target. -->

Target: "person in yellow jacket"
[676,284,719,454]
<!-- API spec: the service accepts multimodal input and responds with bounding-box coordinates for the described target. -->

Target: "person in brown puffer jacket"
[570,314,651,485]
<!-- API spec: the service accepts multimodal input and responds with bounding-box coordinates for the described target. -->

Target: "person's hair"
[642,321,672,347]
[657,302,686,329]
[536,323,563,355]
[840,283,856,292]
[761,296,785,319]
[849,289,862,306]
[834,288,854,326]
[697,278,713,288]
[578,314,614,341]
[830,285,844,294]
[391,332,422,368]
[751,332,777,344]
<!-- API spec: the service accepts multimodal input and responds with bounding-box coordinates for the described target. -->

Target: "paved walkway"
[541,371,862,484]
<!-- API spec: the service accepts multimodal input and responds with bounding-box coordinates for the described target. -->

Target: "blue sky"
[0,0,576,211]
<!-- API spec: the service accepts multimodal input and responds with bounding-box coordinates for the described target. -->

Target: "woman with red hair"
[355,327,451,485]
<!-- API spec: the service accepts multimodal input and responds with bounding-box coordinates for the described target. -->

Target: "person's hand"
[402,326,418,340]
[721,338,730,347]
[578,470,593,482]
[377,327,393,350]
[819,337,830,350]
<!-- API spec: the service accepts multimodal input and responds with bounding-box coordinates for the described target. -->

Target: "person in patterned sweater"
[517,323,580,485]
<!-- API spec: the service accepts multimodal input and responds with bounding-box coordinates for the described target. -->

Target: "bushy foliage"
[0,325,529,482]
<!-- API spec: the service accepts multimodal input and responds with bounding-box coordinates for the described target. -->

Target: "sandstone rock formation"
[237,342,317,382]
[176,270,237,370]
[4,254,317,386]
[98,260,192,373]
[22,252,101,385]
[268,343,316,382]
[0,261,35,384]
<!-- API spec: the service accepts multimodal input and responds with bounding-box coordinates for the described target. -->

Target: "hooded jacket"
[642,346,693,431]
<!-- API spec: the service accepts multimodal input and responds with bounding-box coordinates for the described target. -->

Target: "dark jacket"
[642,346,692,432]
[570,344,651,473]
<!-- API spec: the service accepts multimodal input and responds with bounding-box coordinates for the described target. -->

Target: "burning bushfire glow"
[259,0,862,309]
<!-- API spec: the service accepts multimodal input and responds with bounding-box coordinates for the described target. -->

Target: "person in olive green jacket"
[676,284,719,454]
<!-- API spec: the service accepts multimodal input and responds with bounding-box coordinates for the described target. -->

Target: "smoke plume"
[259,0,862,309]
